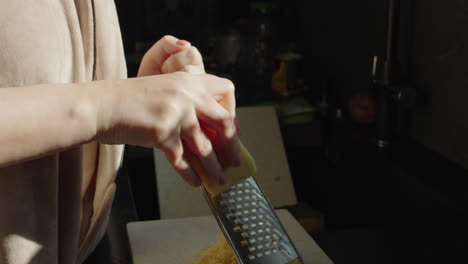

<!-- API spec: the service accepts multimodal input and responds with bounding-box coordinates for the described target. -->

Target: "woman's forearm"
[0,82,99,167]
[0,72,239,187]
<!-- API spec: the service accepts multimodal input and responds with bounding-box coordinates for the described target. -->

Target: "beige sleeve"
[77,143,123,263]
[76,0,127,261]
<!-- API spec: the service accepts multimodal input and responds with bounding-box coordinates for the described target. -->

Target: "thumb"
[139,35,191,76]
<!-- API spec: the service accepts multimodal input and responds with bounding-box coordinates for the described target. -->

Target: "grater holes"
[214,178,300,263]
[272,239,279,246]
[272,232,279,240]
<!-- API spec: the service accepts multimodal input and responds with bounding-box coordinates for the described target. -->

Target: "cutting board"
[127,209,333,264]
[154,106,298,219]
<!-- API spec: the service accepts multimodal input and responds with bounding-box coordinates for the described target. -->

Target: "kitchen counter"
[127,209,332,264]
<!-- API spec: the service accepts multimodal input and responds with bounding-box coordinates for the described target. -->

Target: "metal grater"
[202,176,304,264]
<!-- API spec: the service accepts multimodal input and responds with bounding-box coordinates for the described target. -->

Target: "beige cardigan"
[0,0,126,263]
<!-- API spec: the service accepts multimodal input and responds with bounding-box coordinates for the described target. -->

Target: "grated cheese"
[192,234,239,264]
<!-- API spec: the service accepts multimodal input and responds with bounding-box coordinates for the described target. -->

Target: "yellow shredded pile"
[192,234,239,264]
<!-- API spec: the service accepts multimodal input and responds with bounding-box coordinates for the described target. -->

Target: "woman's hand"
[137,35,205,77]
[95,72,240,187]
[131,35,239,187]
[0,36,239,177]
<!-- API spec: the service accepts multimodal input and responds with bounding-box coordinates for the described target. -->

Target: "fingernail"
[192,175,201,187]
[218,173,227,186]
[176,39,191,47]
[234,117,241,136]
[187,169,201,187]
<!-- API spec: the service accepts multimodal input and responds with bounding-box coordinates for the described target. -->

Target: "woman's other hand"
[132,36,239,187]
[137,35,204,76]
[95,73,240,187]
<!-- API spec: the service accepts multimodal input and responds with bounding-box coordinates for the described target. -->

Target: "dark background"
[99,0,468,263]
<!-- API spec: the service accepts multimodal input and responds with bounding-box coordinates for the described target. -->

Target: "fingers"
[156,118,201,187]
[216,86,236,116]
[185,74,240,167]
[181,114,226,185]
[158,106,226,187]
[161,46,205,74]
[196,98,241,168]
[153,35,191,64]
[200,75,236,115]
[163,137,201,187]
[138,35,192,76]
[141,73,239,187]
[180,65,205,74]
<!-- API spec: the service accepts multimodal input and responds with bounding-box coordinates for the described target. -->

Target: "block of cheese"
[187,141,256,197]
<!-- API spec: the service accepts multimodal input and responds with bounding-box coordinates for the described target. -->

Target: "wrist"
[84,79,118,142]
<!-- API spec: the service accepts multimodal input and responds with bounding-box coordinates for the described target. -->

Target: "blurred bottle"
[272,42,304,99]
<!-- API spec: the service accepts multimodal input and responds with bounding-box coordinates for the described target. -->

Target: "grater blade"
[202,176,304,264]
